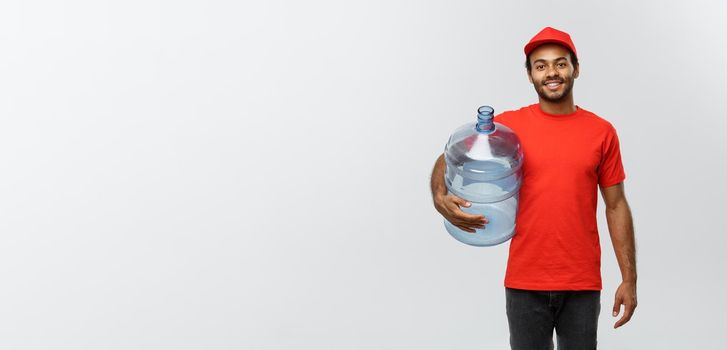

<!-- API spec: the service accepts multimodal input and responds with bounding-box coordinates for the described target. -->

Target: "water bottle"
[443,106,523,246]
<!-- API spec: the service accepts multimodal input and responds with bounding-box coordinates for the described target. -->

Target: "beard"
[533,75,575,102]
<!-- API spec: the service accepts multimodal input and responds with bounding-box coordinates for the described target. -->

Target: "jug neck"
[475,106,495,133]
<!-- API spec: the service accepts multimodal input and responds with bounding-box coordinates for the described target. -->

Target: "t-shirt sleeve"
[598,125,626,188]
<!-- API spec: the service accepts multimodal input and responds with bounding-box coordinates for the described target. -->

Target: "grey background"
[0,0,725,349]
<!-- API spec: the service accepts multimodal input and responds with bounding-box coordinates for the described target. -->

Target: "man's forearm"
[430,153,447,199]
[606,201,637,282]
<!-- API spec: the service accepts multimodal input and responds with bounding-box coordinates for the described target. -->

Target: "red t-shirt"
[494,104,625,291]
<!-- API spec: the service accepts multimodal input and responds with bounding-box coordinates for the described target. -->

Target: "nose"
[545,66,560,79]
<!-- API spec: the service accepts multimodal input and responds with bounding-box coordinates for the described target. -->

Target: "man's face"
[527,44,579,102]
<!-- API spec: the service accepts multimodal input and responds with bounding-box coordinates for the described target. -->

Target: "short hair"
[525,48,579,73]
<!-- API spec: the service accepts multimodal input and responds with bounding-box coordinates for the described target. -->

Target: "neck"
[538,93,576,115]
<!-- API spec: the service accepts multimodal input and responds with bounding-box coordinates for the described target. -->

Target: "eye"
[558,62,567,68]
[536,65,545,70]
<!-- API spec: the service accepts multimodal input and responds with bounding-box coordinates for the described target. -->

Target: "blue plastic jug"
[443,106,523,246]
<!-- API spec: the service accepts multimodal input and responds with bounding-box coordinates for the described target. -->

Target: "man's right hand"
[434,193,487,233]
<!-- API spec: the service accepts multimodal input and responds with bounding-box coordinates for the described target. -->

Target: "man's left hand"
[612,281,637,328]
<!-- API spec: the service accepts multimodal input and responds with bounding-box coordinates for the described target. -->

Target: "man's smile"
[544,80,563,91]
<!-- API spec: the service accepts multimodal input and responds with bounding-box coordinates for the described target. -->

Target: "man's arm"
[430,153,487,232]
[600,182,637,329]
[430,154,448,200]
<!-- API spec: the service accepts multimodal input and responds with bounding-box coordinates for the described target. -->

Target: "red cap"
[524,27,577,58]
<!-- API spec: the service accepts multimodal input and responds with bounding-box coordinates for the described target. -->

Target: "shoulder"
[577,106,619,133]
[494,105,531,123]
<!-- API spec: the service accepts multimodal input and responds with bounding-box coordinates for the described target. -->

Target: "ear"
[527,70,533,84]
[573,65,580,79]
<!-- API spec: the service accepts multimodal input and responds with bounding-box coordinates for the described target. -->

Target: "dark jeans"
[505,288,601,350]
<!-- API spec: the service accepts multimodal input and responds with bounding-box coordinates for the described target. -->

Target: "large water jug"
[443,106,523,246]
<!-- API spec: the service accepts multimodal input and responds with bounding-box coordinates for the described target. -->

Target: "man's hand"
[612,280,637,328]
[433,193,487,233]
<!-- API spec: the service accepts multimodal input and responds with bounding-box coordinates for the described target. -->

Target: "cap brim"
[524,39,575,57]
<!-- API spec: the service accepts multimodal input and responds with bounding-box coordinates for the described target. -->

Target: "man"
[430,27,637,349]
